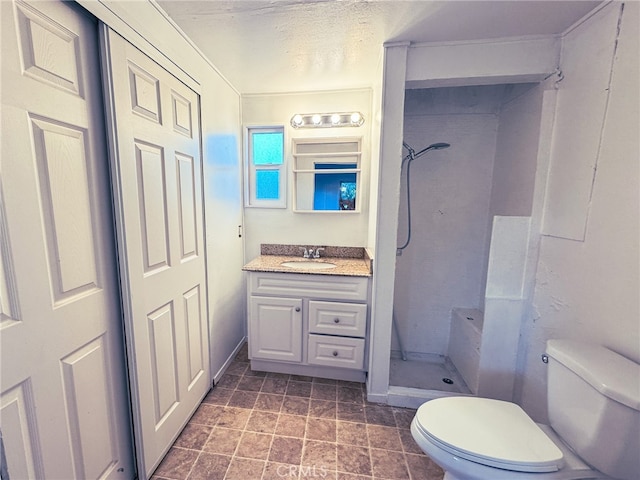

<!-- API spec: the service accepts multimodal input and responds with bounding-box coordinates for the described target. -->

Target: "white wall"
[516,2,639,421]
[242,89,372,260]
[393,86,499,355]
[201,78,245,380]
[482,83,546,310]
[367,50,385,254]
[490,84,543,217]
[542,3,624,241]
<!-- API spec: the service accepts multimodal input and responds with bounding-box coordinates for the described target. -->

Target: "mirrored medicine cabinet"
[292,137,362,213]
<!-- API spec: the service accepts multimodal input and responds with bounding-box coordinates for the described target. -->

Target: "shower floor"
[389,353,471,394]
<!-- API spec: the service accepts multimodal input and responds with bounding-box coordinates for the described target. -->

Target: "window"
[246,127,285,207]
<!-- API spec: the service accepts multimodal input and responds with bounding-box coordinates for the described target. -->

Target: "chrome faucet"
[300,246,324,258]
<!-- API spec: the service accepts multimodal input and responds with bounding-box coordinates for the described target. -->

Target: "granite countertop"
[242,244,372,277]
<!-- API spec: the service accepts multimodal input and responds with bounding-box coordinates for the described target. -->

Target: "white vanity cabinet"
[247,271,370,382]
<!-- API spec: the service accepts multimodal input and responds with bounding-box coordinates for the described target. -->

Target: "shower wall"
[393,86,503,356]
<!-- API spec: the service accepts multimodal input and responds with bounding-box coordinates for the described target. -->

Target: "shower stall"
[388,84,543,401]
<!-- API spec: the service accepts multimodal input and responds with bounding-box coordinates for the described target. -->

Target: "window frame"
[244,125,287,208]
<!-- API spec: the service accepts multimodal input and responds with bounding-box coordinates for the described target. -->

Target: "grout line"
[161,349,430,479]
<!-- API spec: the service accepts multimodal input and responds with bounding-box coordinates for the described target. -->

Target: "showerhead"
[411,142,451,159]
[402,140,451,164]
[428,142,450,150]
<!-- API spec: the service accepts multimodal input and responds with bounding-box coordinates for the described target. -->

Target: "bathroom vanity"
[243,245,372,382]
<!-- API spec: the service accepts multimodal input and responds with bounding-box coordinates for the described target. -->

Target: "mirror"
[293,138,361,212]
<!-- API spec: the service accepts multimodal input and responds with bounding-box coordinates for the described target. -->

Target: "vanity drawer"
[309,301,366,337]
[307,334,365,369]
[250,272,368,301]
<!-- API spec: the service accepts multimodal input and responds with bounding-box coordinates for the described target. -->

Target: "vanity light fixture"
[290,112,365,128]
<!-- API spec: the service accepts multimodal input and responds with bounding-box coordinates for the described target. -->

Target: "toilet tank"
[546,340,640,480]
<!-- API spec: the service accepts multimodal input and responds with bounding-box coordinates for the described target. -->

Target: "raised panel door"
[101,28,210,478]
[0,1,134,478]
[249,296,303,363]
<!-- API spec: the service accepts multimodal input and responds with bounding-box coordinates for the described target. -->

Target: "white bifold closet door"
[0,1,134,479]
[100,27,211,478]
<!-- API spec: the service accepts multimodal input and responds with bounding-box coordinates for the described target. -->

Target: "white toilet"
[411,339,640,480]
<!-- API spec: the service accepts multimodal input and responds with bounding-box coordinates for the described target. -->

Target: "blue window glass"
[256,170,280,199]
[247,127,285,207]
[252,132,283,166]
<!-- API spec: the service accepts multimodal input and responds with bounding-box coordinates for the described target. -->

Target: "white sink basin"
[280,260,337,270]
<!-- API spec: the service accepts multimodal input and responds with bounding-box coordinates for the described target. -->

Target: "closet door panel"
[102,27,210,478]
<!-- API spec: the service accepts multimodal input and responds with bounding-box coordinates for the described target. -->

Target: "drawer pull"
[334,318,340,323]
[295,307,301,312]
[332,351,339,357]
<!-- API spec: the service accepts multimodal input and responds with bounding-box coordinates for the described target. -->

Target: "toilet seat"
[414,397,564,473]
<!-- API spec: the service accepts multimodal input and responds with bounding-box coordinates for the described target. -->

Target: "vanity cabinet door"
[249,296,303,362]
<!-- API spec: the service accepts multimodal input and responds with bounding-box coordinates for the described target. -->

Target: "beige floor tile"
[306,417,337,442]
[336,444,371,476]
[369,448,409,479]
[236,431,273,460]
[186,453,231,480]
[190,404,224,426]
[309,399,337,419]
[281,396,310,416]
[366,425,403,451]
[255,392,284,412]
[202,427,242,456]
[246,410,279,434]
[216,407,251,430]
[174,423,212,450]
[337,421,368,447]
[269,436,304,465]
[224,457,265,480]
[155,343,446,480]
[153,447,199,480]
[302,440,337,471]
[405,452,445,479]
[275,413,307,438]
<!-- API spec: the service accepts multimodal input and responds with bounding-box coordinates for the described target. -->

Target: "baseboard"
[212,336,247,385]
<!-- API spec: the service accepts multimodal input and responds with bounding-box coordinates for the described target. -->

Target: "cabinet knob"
[332,351,338,357]
[334,318,340,323]
[295,307,301,312]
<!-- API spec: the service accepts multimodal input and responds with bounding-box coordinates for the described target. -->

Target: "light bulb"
[292,114,303,126]
[350,112,361,124]
[331,114,341,125]
[312,114,322,125]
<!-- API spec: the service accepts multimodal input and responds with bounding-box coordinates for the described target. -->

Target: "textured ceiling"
[156,0,602,94]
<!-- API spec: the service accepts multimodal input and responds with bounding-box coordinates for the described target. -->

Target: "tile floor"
[152,345,444,480]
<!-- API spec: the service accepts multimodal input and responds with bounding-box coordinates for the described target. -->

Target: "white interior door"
[101,28,211,478]
[0,1,134,478]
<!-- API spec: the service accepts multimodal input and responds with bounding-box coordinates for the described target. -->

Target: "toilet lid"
[414,397,564,473]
